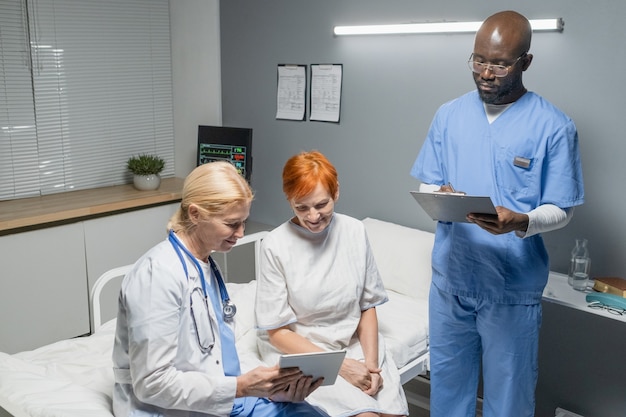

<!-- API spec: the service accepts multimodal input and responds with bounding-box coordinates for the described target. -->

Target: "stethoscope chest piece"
[223,300,237,321]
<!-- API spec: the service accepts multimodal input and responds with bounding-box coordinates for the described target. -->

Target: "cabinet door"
[0,223,88,353]
[83,203,178,327]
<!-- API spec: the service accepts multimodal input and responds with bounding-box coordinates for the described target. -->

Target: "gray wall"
[220,0,626,279]
[219,1,626,416]
[171,0,222,179]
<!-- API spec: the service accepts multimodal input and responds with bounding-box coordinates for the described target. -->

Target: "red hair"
[282,150,338,201]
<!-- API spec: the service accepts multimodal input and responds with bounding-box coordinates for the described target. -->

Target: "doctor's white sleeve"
[418,183,440,193]
[516,205,573,238]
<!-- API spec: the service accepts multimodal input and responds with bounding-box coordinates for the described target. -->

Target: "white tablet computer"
[410,191,497,223]
[278,350,346,386]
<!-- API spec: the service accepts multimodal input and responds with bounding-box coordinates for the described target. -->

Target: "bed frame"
[0,218,432,417]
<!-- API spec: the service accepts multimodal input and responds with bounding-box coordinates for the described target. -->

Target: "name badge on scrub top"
[513,156,531,169]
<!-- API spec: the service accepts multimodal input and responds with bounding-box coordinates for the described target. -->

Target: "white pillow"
[362,217,434,300]
[226,280,257,341]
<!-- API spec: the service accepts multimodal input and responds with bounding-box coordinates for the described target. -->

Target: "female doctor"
[112,161,326,417]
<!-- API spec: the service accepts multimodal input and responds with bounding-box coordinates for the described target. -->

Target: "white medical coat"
[112,239,237,417]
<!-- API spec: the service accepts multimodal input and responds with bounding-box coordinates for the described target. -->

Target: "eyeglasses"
[467,53,526,78]
[587,301,625,316]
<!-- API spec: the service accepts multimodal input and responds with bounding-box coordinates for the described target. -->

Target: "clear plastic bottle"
[568,238,590,287]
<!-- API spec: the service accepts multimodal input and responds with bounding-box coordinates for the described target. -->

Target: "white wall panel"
[0,223,88,353]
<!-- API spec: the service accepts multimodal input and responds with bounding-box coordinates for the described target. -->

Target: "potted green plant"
[127,154,165,190]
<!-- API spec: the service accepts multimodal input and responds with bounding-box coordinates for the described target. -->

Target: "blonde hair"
[167,162,253,233]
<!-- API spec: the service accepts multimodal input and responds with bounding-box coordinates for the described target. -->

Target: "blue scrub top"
[411,90,584,304]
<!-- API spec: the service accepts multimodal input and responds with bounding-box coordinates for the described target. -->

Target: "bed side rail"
[90,264,133,332]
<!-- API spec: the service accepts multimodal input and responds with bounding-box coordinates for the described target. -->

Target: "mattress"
[377,290,429,369]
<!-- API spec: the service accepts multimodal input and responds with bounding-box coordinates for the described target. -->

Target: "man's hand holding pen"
[438,182,466,195]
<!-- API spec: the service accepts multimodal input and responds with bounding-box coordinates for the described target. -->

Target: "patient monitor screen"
[197,125,253,182]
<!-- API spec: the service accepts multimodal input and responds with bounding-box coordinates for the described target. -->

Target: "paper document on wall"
[276,65,306,121]
[310,64,342,123]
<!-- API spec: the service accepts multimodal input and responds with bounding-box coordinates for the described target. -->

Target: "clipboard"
[410,191,497,223]
[278,350,346,386]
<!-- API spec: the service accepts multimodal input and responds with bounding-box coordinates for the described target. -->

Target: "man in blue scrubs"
[410,10,584,417]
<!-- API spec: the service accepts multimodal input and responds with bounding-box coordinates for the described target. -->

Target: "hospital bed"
[0,217,434,417]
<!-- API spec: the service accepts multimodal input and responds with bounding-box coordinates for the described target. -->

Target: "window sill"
[0,177,184,236]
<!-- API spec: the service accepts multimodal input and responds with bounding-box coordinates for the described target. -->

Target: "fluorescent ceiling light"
[334,18,564,36]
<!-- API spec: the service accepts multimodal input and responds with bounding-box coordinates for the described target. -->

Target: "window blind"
[0,0,39,199]
[0,0,174,200]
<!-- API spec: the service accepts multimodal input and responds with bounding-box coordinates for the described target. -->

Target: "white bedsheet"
[0,319,116,417]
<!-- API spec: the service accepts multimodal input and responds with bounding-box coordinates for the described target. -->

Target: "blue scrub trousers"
[428,284,542,417]
[232,397,328,417]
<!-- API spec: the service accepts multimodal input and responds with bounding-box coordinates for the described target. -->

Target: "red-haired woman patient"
[254,150,408,417]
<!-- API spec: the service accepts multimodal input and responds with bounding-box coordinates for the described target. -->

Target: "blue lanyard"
[168,230,236,320]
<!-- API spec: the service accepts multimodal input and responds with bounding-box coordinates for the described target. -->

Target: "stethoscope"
[168,230,237,321]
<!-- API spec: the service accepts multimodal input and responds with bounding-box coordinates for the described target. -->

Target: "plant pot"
[133,174,161,191]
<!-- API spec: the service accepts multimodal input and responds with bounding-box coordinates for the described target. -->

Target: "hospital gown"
[255,213,408,417]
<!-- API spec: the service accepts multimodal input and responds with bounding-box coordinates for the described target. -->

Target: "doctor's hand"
[236,365,321,401]
[437,183,465,194]
[269,373,323,403]
[467,206,529,235]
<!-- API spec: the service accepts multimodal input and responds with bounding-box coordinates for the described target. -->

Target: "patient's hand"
[339,358,376,393]
[363,370,383,396]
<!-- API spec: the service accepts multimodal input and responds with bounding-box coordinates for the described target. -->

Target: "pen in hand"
[439,182,465,195]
